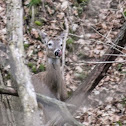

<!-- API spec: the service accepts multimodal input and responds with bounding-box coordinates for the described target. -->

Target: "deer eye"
[60,44,63,47]
[48,43,52,46]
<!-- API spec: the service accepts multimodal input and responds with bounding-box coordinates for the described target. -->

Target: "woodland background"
[0,0,126,125]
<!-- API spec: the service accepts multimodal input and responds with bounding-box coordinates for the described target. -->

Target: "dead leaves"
[1,0,126,125]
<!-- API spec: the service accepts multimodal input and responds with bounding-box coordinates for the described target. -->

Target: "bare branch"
[78,60,126,64]
[119,0,126,20]
[91,26,126,53]
[90,39,125,54]
[104,54,126,57]
[62,18,69,79]
[0,85,18,96]
[31,6,35,25]
[69,33,84,38]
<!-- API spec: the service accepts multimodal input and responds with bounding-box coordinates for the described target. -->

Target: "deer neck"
[46,57,62,85]
[47,57,61,69]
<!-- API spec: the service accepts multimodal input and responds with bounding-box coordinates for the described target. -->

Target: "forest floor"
[0,0,126,125]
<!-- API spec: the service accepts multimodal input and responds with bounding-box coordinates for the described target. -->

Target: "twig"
[104,54,126,57]
[41,0,46,16]
[72,60,126,65]
[31,6,35,25]
[0,71,4,86]
[91,26,126,53]
[119,0,126,20]
[62,18,69,79]
[69,33,84,38]
[90,39,125,54]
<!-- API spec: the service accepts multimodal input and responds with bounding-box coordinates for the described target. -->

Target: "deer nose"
[54,49,62,57]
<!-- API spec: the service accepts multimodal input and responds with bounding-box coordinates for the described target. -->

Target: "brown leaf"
[38,51,44,58]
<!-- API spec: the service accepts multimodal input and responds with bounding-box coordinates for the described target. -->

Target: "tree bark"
[6,0,40,125]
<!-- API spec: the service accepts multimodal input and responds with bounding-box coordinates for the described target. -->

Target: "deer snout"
[54,49,62,57]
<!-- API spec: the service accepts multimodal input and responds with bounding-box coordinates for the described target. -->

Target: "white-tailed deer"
[32,32,68,101]
[32,32,68,124]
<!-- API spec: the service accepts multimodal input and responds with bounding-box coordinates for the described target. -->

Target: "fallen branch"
[0,85,83,126]
[0,85,18,96]
[0,85,74,107]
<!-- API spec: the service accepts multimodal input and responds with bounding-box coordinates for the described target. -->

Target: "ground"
[0,0,126,125]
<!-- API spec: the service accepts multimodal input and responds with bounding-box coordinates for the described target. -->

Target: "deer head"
[40,31,64,59]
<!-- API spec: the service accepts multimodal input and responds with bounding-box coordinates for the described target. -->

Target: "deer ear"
[60,32,65,40]
[41,32,49,44]
[58,32,65,44]
[38,30,49,44]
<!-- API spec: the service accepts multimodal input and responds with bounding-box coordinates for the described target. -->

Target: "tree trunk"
[6,0,41,125]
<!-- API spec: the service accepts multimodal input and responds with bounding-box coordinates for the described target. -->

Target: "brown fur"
[31,37,68,124]
[32,37,68,100]
[32,58,68,100]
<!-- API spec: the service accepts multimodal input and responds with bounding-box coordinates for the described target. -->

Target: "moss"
[74,72,87,81]
[77,7,83,15]
[27,62,34,68]
[66,38,74,52]
[6,73,11,80]
[69,28,74,34]
[116,121,123,126]
[39,64,46,72]
[29,0,41,7]
[75,0,89,16]
[24,44,30,50]
[124,9,126,17]
[77,0,89,3]
[117,64,123,71]
[33,50,38,54]
[66,38,74,45]
[78,52,90,59]
[34,20,43,26]
[121,97,126,106]
[68,91,73,97]
[23,16,27,20]
[32,66,37,73]
[36,36,41,41]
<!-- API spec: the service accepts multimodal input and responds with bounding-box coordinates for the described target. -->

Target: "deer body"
[32,36,67,101]
[31,35,68,124]
[32,57,67,100]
